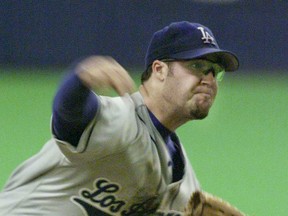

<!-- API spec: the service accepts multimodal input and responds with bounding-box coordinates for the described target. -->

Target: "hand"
[76,56,136,95]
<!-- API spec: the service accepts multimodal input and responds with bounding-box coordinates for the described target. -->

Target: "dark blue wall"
[1,0,287,70]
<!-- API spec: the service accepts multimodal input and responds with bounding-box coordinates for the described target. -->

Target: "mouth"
[194,91,213,99]
[194,87,215,98]
[193,90,215,106]
[197,92,212,97]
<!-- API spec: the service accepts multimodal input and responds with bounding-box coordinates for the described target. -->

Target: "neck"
[139,84,190,131]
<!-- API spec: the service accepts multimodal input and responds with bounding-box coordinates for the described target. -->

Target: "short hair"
[141,66,152,83]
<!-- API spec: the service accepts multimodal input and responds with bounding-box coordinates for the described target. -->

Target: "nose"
[200,71,216,85]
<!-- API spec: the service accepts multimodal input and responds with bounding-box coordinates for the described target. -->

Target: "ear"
[151,60,169,81]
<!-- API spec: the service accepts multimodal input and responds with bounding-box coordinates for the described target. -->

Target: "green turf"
[0,68,287,215]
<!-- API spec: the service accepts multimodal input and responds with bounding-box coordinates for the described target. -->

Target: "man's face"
[161,59,219,120]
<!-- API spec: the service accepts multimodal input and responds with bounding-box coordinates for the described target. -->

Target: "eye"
[189,62,203,70]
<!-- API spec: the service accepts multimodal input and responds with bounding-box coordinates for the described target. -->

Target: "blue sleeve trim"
[52,72,98,147]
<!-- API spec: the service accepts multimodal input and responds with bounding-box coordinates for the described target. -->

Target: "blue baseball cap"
[145,21,239,72]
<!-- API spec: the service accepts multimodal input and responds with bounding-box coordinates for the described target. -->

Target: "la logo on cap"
[197,27,216,45]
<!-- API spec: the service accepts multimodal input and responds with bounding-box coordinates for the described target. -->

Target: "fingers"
[104,57,136,95]
[76,56,136,95]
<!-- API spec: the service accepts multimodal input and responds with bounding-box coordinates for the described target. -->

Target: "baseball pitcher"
[0,21,245,216]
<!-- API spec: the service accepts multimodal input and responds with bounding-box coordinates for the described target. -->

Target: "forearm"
[52,55,135,147]
[52,71,98,146]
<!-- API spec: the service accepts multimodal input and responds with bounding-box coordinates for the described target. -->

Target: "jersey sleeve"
[52,71,139,161]
[55,93,139,162]
[52,72,99,147]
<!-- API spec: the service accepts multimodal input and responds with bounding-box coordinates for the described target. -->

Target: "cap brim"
[169,48,239,72]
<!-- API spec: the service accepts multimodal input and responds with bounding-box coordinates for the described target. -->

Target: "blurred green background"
[0,68,287,215]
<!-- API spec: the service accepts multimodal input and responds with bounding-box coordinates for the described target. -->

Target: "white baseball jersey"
[0,92,200,215]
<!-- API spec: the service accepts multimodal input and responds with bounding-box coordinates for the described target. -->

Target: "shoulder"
[96,93,137,122]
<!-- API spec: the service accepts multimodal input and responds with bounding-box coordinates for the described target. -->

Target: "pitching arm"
[52,71,99,147]
[53,55,136,148]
